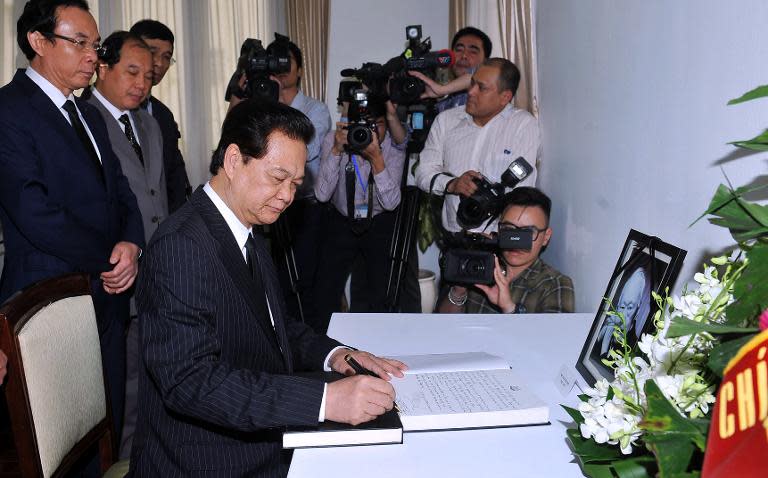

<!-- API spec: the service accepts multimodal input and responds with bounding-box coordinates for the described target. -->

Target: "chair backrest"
[0,273,113,478]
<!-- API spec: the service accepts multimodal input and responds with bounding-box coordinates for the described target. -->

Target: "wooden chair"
[0,273,126,477]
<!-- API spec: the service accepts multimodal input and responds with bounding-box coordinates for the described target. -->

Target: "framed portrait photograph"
[576,229,687,385]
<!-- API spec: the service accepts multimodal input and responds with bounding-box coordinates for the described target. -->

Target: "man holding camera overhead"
[311,94,407,334]
[415,57,540,233]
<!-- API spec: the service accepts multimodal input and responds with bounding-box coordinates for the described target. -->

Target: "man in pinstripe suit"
[129,99,405,477]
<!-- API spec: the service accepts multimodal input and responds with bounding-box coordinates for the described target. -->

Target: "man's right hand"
[325,375,396,425]
[446,170,482,197]
[331,122,348,156]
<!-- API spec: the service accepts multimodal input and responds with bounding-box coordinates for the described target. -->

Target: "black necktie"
[61,100,103,179]
[245,232,290,366]
[119,113,144,165]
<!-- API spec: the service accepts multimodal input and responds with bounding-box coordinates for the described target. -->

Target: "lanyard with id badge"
[345,155,374,233]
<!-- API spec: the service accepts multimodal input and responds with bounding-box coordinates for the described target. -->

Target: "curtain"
[1,0,26,85]
[498,0,538,116]
[466,0,538,117]
[448,0,466,47]
[285,0,329,102]
[91,0,285,188]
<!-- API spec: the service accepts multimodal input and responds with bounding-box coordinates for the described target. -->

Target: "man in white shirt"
[415,58,541,233]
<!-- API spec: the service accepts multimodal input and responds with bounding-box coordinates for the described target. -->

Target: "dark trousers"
[310,209,396,334]
[274,198,327,323]
[350,203,421,313]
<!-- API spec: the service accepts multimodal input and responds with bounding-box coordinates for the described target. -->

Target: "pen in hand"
[344,353,379,377]
[344,353,401,412]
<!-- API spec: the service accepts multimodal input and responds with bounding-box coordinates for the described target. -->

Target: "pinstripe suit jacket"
[129,187,342,477]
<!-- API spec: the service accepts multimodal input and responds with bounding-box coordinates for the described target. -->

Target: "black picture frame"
[575,229,687,386]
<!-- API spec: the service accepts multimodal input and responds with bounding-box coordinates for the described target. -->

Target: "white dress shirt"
[91,87,141,145]
[415,103,541,232]
[26,67,101,161]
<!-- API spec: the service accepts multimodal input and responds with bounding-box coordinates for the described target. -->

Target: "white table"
[288,312,594,478]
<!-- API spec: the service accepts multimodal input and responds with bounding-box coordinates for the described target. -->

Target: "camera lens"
[347,124,373,150]
[461,258,485,277]
[457,198,488,230]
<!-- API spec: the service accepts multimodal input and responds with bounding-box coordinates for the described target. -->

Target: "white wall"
[536,0,768,313]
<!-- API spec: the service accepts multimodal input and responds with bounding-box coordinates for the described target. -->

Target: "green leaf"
[641,381,706,451]
[582,463,618,478]
[727,243,768,325]
[728,84,768,104]
[567,428,624,462]
[666,317,758,338]
[707,334,756,377]
[643,434,694,476]
[562,404,586,425]
[613,458,654,478]
[728,129,768,151]
[694,185,758,231]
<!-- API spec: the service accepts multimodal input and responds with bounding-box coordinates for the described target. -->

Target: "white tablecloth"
[288,312,595,478]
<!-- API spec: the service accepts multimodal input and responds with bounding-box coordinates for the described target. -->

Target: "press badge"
[354,204,368,219]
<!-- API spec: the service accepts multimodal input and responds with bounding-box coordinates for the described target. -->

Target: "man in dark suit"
[129,19,191,213]
[129,100,405,477]
[0,0,144,439]
[82,29,169,458]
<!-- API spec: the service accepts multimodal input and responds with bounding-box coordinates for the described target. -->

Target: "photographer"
[439,187,574,314]
[408,26,491,113]
[415,57,541,233]
[311,95,407,334]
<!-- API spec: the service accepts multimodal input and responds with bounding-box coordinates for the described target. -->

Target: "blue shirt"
[290,91,331,199]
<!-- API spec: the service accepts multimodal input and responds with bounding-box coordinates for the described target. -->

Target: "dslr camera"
[345,89,379,151]
[442,228,535,285]
[456,157,534,230]
[225,34,291,102]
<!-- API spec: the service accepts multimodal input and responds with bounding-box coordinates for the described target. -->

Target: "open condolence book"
[390,352,549,431]
[282,352,548,449]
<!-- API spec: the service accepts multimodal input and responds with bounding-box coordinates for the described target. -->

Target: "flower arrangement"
[564,86,768,477]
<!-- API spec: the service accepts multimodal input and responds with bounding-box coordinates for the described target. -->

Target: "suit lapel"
[133,111,158,181]
[81,90,142,174]
[191,189,285,359]
[15,73,105,187]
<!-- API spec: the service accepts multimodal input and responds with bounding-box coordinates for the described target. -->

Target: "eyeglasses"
[46,33,103,54]
[498,222,548,241]
[148,47,176,65]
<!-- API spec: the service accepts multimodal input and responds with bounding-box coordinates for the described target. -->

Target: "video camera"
[225,34,291,102]
[339,25,453,106]
[441,157,536,285]
[442,228,534,285]
[456,157,534,230]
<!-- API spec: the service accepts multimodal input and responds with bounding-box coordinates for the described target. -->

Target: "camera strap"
[345,156,374,234]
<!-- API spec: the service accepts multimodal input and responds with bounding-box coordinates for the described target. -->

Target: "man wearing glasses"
[0,0,144,441]
[438,187,574,314]
[130,19,192,213]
